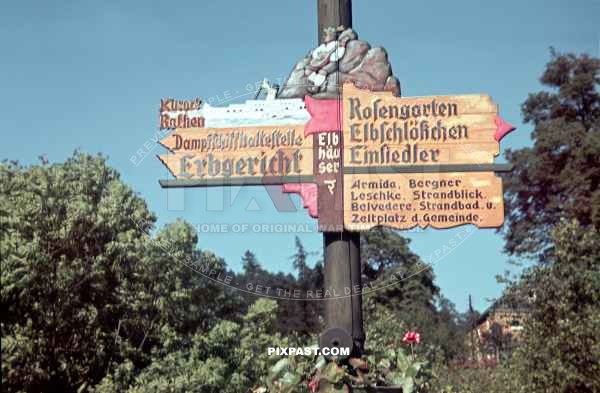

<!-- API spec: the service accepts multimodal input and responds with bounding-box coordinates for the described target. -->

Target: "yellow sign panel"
[158,125,313,180]
[343,171,504,230]
[342,84,501,168]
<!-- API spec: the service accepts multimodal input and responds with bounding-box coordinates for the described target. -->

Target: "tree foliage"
[94,299,291,393]
[1,153,154,391]
[1,154,240,392]
[511,220,600,392]
[503,50,600,258]
[0,152,508,392]
[361,228,466,360]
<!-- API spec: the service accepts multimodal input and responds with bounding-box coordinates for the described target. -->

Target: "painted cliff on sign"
[278,27,401,99]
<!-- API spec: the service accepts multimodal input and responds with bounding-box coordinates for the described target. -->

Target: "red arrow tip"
[303,95,342,137]
[282,183,318,218]
[494,115,516,142]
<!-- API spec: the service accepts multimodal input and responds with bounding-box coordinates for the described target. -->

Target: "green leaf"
[405,365,418,378]
[318,381,349,393]
[387,372,405,386]
[269,358,290,378]
[314,355,327,371]
[395,350,410,372]
[279,371,301,387]
[320,363,344,383]
[378,358,391,370]
[401,377,415,393]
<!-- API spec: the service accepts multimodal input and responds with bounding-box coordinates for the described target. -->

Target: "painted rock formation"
[277,27,401,99]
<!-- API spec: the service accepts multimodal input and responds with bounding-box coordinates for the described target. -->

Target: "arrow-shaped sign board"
[158,125,314,183]
[341,84,509,167]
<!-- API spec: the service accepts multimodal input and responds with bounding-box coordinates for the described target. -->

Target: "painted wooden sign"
[158,81,515,231]
[160,97,204,130]
[158,81,315,185]
[343,171,504,231]
[158,125,313,182]
[300,83,514,231]
[341,84,511,167]
[337,84,511,230]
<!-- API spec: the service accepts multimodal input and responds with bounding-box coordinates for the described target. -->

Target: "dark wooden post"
[318,0,352,43]
[469,295,477,362]
[317,0,365,359]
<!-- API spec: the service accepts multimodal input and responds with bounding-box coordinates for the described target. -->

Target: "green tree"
[361,228,467,361]
[503,50,600,258]
[430,296,469,361]
[288,237,322,337]
[1,153,155,392]
[512,220,600,392]
[292,236,309,282]
[494,50,600,392]
[241,250,262,283]
[94,299,291,393]
[119,220,244,367]
[0,153,243,392]
[362,229,439,331]
[361,227,422,280]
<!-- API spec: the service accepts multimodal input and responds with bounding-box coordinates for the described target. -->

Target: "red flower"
[307,377,319,393]
[402,331,421,345]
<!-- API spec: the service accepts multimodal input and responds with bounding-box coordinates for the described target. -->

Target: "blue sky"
[2,0,598,312]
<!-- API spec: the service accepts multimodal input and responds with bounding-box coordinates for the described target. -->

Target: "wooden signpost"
[158,125,313,182]
[157,0,515,363]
